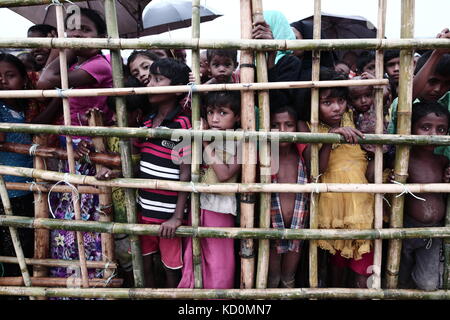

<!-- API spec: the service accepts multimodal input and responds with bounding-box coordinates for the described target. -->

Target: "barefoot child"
[397,101,450,290]
[268,106,309,288]
[178,91,241,289]
[298,69,375,288]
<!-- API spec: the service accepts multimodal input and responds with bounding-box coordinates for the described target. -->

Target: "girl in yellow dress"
[298,69,375,288]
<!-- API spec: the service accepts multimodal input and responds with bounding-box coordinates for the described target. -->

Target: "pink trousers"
[178,209,235,289]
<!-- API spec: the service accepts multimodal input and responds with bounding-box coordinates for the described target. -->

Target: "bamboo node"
[240,193,256,204]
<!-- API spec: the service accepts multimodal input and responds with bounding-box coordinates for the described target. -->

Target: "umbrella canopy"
[293,12,377,40]
[10,0,152,38]
[142,0,222,35]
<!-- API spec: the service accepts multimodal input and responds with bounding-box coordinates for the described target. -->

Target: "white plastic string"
[27,181,43,203]
[190,181,198,193]
[184,82,197,110]
[47,173,80,219]
[392,180,426,201]
[28,144,39,156]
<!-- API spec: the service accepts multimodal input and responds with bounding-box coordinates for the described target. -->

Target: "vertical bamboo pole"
[190,0,203,289]
[386,0,415,289]
[239,0,257,289]
[371,0,387,289]
[443,196,450,289]
[54,3,89,288]
[252,0,271,289]
[32,135,49,281]
[104,0,145,288]
[0,175,35,300]
[87,110,115,280]
[309,0,321,289]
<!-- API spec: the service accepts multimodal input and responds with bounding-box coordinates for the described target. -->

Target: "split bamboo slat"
[444,197,450,289]
[87,110,115,281]
[104,0,144,288]
[54,3,89,289]
[190,0,203,289]
[252,0,271,289]
[5,182,104,194]
[386,0,415,289]
[0,256,117,269]
[239,0,256,289]
[0,175,34,300]
[31,135,49,291]
[308,0,321,289]
[371,0,387,290]
[0,277,122,288]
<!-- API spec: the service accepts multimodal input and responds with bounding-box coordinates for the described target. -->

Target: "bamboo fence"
[0,0,448,300]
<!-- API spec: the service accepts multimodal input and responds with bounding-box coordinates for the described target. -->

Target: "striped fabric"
[137,106,191,220]
[271,157,309,254]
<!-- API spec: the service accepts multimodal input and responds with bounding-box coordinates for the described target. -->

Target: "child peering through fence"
[298,68,375,288]
[178,90,241,289]
[34,8,114,283]
[0,53,35,279]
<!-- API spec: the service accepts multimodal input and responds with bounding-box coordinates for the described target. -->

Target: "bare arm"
[31,98,62,124]
[412,28,450,99]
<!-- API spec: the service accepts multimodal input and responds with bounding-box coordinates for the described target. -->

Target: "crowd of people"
[0,8,449,296]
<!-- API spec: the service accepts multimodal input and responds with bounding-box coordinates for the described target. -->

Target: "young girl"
[178,91,241,289]
[299,69,375,288]
[0,53,34,277]
[36,8,113,281]
[127,50,160,87]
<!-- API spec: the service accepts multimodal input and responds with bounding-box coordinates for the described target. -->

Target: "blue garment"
[0,101,33,198]
[263,10,296,64]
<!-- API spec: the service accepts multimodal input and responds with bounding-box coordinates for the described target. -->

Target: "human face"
[0,61,26,91]
[270,111,297,148]
[385,57,400,83]
[319,89,347,127]
[199,52,210,82]
[349,86,374,113]
[66,15,100,57]
[147,70,174,105]
[28,30,51,69]
[291,27,304,57]
[129,55,154,86]
[209,55,235,83]
[362,60,376,76]
[412,112,448,150]
[419,73,450,102]
[206,104,239,130]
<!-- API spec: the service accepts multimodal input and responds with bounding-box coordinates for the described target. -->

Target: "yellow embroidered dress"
[315,111,374,260]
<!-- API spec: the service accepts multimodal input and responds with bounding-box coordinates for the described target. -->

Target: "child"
[298,69,374,288]
[384,49,400,99]
[36,8,113,282]
[268,106,309,288]
[199,50,211,84]
[397,101,450,290]
[0,53,34,277]
[178,91,241,289]
[127,50,160,86]
[348,76,389,156]
[99,58,192,288]
[205,49,239,84]
[356,51,376,77]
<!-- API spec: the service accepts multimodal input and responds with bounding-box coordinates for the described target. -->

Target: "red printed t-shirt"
[59,54,114,127]
[137,106,192,222]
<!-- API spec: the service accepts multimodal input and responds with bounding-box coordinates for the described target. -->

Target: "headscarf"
[263,11,296,64]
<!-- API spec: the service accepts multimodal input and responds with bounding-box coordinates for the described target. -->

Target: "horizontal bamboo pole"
[0,143,121,167]
[1,37,449,51]
[0,79,388,99]
[0,256,117,269]
[5,182,105,194]
[1,0,88,7]
[0,277,123,288]
[1,165,450,194]
[1,215,449,241]
[0,286,449,300]
[0,123,449,145]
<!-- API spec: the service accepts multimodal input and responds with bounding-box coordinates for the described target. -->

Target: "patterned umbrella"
[10,0,152,38]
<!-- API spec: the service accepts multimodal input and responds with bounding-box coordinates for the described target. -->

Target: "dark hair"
[0,53,28,80]
[66,8,107,36]
[384,49,400,65]
[149,58,191,85]
[202,91,241,118]
[127,50,160,71]
[412,101,450,128]
[319,68,349,99]
[270,105,298,122]
[27,24,56,36]
[414,50,450,78]
[356,50,375,74]
[206,49,238,66]
[124,76,151,112]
